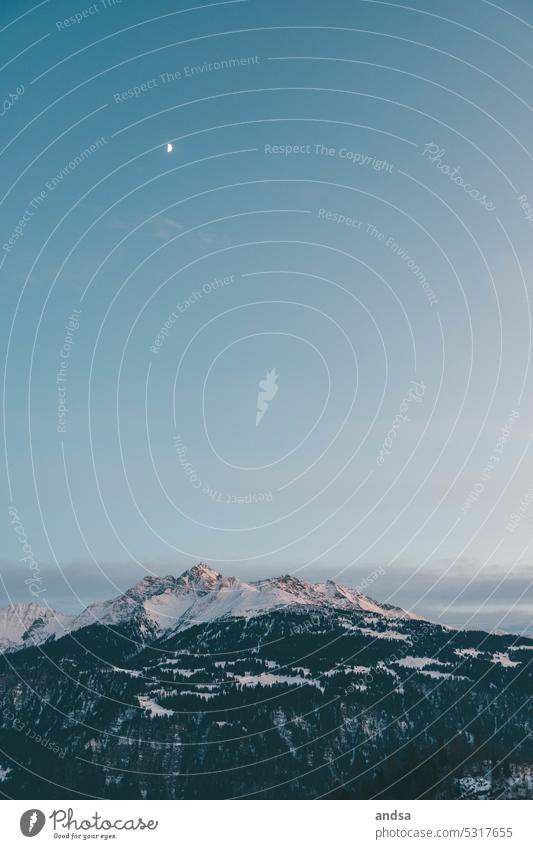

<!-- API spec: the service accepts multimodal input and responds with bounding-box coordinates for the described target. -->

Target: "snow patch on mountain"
[492,652,520,668]
[358,627,411,641]
[455,647,482,659]
[397,656,448,669]
[235,672,325,693]
[138,695,173,717]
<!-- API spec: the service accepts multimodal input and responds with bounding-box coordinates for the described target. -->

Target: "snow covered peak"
[188,563,221,581]
[177,563,229,591]
[0,602,73,652]
[125,574,179,603]
[120,564,227,603]
[253,574,417,620]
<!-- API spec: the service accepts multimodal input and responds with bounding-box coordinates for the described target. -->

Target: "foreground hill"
[0,565,531,799]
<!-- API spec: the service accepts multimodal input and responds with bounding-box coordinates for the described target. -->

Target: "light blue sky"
[2,0,533,630]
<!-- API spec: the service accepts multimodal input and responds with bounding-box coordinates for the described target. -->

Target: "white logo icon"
[256,369,279,426]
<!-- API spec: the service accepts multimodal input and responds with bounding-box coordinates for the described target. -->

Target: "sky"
[2,0,533,632]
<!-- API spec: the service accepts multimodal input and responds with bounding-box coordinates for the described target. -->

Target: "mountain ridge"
[0,563,422,652]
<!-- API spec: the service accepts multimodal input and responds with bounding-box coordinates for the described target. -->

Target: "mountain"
[0,564,531,800]
[0,602,73,652]
[0,564,421,653]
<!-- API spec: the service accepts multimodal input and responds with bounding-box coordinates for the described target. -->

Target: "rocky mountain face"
[0,565,531,799]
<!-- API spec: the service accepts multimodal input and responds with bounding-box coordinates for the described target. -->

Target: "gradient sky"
[2,0,533,631]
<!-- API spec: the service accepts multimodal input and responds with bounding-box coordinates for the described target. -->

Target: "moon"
[166,143,173,153]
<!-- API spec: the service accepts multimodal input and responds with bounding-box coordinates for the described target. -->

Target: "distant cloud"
[0,557,531,634]
[154,217,185,239]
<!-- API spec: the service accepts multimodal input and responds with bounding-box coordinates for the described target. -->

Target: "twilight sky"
[2,0,533,632]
